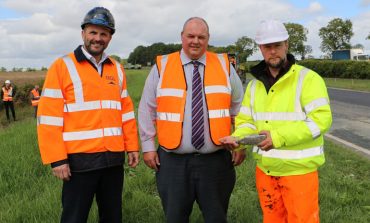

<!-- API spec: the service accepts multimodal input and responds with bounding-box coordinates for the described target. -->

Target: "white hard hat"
[5,80,10,84]
[255,20,289,45]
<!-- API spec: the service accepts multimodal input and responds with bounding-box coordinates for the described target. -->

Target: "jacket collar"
[180,49,206,66]
[250,54,295,79]
[250,54,296,92]
[74,45,113,65]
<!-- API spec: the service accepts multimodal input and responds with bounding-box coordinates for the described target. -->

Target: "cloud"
[307,2,323,13]
[0,0,368,69]
[360,0,370,6]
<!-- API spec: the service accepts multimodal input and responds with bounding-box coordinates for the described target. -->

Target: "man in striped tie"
[138,17,245,223]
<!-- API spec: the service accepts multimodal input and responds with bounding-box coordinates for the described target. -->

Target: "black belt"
[159,147,228,157]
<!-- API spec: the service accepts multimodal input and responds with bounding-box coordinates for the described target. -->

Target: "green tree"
[0,67,6,72]
[128,43,181,65]
[26,67,36,72]
[208,45,236,54]
[319,18,353,54]
[352,43,364,49]
[302,45,313,59]
[366,33,370,40]
[234,36,257,62]
[284,23,308,59]
[110,55,122,64]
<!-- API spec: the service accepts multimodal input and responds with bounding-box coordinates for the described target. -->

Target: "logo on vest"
[105,75,116,85]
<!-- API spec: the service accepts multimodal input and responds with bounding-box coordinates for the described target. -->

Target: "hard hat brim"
[255,35,289,45]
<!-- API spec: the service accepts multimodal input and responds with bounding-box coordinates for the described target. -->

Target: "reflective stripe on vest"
[121,89,128,98]
[37,115,64,126]
[37,53,139,164]
[239,106,252,116]
[155,52,231,149]
[157,112,181,122]
[41,88,63,98]
[62,56,122,113]
[304,98,329,114]
[60,56,125,141]
[237,123,257,130]
[64,100,121,112]
[63,56,83,103]
[252,145,324,159]
[249,68,329,137]
[157,88,185,97]
[2,87,13,101]
[122,111,135,122]
[63,127,122,141]
[208,109,230,118]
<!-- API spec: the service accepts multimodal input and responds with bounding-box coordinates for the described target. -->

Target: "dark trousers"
[3,101,15,121]
[61,165,124,223]
[156,148,236,223]
[34,106,38,118]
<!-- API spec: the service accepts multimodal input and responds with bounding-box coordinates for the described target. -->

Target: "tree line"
[125,18,368,65]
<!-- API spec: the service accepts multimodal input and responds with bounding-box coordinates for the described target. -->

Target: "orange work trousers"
[256,167,319,223]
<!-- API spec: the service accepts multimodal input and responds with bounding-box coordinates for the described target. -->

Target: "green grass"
[245,73,370,92]
[324,78,370,92]
[0,69,369,222]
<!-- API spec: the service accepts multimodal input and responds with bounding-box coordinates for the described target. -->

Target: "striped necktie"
[191,61,204,150]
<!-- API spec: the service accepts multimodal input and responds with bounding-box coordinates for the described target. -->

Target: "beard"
[266,57,286,69]
[84,40,106,56]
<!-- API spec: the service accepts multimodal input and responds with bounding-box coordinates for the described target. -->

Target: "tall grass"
[0,69,369,222]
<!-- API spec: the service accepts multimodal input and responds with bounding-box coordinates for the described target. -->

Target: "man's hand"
[127,151,139,168]
[143,151,160,171]
[52,164,71,181]
[232,149,246,166]
[258,130,274,151]
[219,136,239,151]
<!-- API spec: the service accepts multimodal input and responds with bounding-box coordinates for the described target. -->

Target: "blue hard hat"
[81,7,115,34]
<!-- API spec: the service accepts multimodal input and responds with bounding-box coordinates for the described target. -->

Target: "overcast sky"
[0,0,369,69]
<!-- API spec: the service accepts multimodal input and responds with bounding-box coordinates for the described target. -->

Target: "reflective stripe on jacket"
[233,64,332,176]
[156,51,231,149]
[2,87,13,101]
[31,89,40,106]
[37,53,139,164]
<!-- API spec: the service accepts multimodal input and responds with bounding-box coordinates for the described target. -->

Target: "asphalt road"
[244,79,370,155]
[327,88,370,153]
[328,88,370,107]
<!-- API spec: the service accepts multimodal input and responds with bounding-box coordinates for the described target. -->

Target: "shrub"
[298,60,370,79]
[0,79,44,111]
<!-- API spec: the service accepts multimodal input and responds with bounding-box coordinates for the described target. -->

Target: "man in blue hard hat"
[37,7,140,223]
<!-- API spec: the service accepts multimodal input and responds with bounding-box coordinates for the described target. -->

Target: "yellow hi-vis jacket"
[232,64,332,176]
[156,51,232,149]
[37,53,139,164]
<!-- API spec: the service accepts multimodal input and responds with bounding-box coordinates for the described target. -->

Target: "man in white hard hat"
[1,80,16,121]
[220,20,332,223]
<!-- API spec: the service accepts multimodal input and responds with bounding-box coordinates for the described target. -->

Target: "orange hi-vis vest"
[2,87,13,101]
[156,51,231,149]
[31,89,40,106]
[37,53,139,164]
